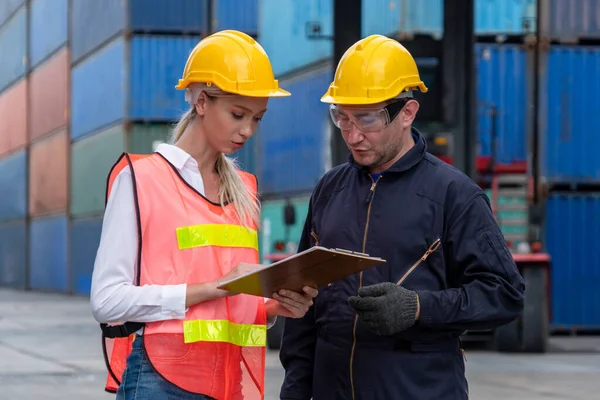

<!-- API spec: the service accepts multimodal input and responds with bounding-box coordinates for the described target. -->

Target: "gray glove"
[348,282,418,336]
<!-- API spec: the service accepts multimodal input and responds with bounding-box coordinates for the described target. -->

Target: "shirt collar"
[155,143,197,170]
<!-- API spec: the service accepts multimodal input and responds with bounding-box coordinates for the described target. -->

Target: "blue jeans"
[116,335,214,400]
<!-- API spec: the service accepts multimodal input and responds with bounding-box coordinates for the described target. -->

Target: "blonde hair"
[170,96,261,229]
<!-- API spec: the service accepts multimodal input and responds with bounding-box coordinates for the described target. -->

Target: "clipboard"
[217,246,386,298]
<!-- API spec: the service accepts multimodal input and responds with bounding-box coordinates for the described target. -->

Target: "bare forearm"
[185,282,227,308]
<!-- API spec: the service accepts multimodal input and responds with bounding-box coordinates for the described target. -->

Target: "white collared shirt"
[90,144,273,325]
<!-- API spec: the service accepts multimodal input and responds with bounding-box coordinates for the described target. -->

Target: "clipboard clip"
[333,248,370,257]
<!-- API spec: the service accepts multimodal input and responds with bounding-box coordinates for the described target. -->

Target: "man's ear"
[401,100,419,127]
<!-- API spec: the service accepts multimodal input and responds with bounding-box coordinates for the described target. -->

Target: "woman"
[90,30,317,399]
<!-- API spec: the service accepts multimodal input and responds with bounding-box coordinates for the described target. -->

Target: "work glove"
[348,282,418,336]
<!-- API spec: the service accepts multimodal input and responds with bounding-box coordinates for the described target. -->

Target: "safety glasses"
[329,99,408,133]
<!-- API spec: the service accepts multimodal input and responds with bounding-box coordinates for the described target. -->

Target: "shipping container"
[29,0,68,69]
[258,196,310,261]
[0,0,25,28]
[70,216,103,296]
[400,0,444,38]
[71,123,173,217]
[544,0,600,41]
[546,194,600,329]
[71,0,207,64]
[541,45,600,182]
[258,63,332,195]
[29,214,68,292]
[214,0,258,35]
[362,0,401,37]
[0,149,27,221]
[0,6,27,93]
[29,130,68,217]
[0,78,27,157]
[30,47,69,141]
[476,43,528,163]
[71,35,198,141]
[71,124,125,217]
[475,0,536,35]
[259,0,332,77]
[0,219,27,289]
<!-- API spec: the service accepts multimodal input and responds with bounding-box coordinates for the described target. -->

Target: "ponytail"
[215,154,261,229]
[170,108,196,144]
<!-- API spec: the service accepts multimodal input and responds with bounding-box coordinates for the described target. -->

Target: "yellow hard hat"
[175,30,290,97]
[321,34,427,105]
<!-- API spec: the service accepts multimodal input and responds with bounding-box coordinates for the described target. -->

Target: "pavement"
[1,288,599,399]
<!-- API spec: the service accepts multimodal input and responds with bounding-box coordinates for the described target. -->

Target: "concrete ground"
[1,288,599,399]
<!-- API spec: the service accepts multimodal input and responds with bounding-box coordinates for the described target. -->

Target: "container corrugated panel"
[362,0,401,37]
[475,0,536,35]
[71,37,125,141]
[0,78,27,157]
[546,194,600,328]
[71,0,125,64]
[259,0,333,77]
[215,0,258,34]
[128,36,199,120]
[70,216,103,295]
[0,219,27,289]
[258,64,332,194]
[128,124,173,154]
[258,197,309,260]
[0,150,27,221]
[547,0,600,41]
[29,0,68,69]
[0,0,25,27]
[0,6,27,93]
[71,125,125,217]
[475,43,527,163]
[29,130,68,217]
[541,46,600,182]
[29,214,68,292]
[129,0,208,34]
[401,0,444,38]
[30,47,69,141]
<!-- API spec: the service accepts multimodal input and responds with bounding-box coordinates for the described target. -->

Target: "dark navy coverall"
[279,129,525,400]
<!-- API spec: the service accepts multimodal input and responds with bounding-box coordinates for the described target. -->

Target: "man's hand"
[348,282,418,336]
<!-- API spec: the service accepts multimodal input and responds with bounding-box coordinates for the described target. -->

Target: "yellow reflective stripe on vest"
[183,319,267,346]
[176,224,258,251]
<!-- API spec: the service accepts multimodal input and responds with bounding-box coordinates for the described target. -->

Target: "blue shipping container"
[475,0,536,35]
[548,0,600,41]
[546,194,600,329]
[70,217,103,296]
[259,0,333,77]
[0,0,25,27]
[71,0,206,65]
[215,0,258,34]
[29,214,68,292]
[0,6,26,93]
[0,150,27,221]
[0,219,27,289]
[258,63,332,194]
[362,0,401,37]
[71,35,196,140]
[476,43,527,163]
[29,0,68,69]
[401,0,444,38]
[541,46,600,182]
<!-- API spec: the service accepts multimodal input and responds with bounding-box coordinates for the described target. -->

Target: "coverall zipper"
[350,174,381,400]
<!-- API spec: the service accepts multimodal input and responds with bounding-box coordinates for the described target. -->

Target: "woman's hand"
[267,286,319,319]
[186,262,264,307]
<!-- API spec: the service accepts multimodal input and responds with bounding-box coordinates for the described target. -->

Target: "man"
[279,34,525,400]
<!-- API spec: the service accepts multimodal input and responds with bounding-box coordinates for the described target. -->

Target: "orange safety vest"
[100,152,266,400]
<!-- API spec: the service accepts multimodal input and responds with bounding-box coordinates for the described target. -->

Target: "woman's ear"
[194,91,208,116]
